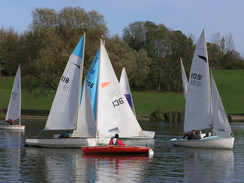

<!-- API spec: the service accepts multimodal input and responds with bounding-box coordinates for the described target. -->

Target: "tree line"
[0,7,243,95]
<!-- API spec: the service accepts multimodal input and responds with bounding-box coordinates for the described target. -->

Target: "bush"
[0,108,5,120]
[150,108,184,122]
[149,108,164,122]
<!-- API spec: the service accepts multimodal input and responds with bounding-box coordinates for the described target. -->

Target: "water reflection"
[22,148,82,182]
[1,121,244,182]
[0,130,24,182]
[22,147,152,182]
[171,147,234,183]
[81,154,151,182]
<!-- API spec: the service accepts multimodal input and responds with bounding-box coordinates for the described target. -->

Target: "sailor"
[6,119,14,125]
[182,130,196,140]
[109,134,125,146]
[58,131,70,138]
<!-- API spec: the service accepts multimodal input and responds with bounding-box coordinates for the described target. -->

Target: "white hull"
[25,138,97,148]
[170,136,234,149]
[143,130,155,138]
[0,125,25,130]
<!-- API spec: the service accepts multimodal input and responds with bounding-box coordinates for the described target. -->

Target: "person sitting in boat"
[58,131,70,138]
[109,134,125,146]
[6,119,14,125]
[182,130,196,140]
[204,132,210,138]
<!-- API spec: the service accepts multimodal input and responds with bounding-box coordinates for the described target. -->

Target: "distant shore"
[20,113,244,122]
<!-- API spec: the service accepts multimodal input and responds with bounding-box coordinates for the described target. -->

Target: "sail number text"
[112,98,124,107]
[190,73,202,87]
[61,76,70,84]
[109,89,124,107]
[61,75,71,92]
[11,91,17,100]
[87,81,94,88]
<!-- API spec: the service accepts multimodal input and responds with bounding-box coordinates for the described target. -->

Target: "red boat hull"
[82,146,151,155]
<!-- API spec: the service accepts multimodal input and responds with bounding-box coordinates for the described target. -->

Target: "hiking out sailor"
[6,119,14,125]
[182,130,196,140]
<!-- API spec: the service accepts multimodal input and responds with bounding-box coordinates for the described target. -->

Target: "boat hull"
[82,146,153,155]
[25,138,97,148]
[0,125,25,130]
[143,130,155,138]
[97,137,155,147]
[170,136,234,149]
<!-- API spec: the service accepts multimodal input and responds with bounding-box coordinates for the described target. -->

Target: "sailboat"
[170,29,234,149]
[25,35,97,148]
[0,65,25,130]
[95,38,155,145]
[119,67,155,138]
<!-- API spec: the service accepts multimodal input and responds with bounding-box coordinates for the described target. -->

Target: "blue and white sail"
[45,36,85,130]
[119,67,136,115]
[85,49,100,119]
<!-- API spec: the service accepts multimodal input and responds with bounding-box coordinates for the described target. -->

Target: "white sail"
[119,67,136,115]
[74,82,96,137]
[184,29,212,133]
[180,58,188,99]
[211,73,233,137]
[45,36,85,130]
[6,65,21,122]
[96,39,145,138]
[170,29,234,149]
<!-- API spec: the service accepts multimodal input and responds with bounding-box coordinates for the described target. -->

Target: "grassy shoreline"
[0,70,243,118]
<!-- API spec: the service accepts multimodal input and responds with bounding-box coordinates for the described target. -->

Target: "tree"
[0,28,21,76]
[123,21,194,91]
[30,8,57,31]
[130,50,151,89]
[22,7,108,94]
[105,35,137,79]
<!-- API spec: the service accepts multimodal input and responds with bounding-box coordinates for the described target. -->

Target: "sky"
[1,0,243,56]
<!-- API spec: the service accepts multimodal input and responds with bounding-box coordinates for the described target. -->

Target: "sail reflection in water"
[81,154,151,182]
[171,147,234,183]
[23,148,82,182]
[0,130,23,182]
[23,147,151,182]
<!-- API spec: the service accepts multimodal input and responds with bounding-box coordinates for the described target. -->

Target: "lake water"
[1,120,244,183]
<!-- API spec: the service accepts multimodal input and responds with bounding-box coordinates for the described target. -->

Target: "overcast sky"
[1,0,243,56]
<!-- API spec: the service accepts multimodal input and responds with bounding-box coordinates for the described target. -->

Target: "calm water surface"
[0,120,244,183]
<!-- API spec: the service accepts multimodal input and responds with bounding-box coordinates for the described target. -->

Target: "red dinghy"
[82,146,153,155]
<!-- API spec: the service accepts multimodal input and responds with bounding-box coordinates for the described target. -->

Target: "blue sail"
[85,49,100,118]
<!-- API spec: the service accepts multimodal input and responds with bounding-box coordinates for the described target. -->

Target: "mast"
[74,31,86,137]
[19,65,21,125]
[95,35,105,144]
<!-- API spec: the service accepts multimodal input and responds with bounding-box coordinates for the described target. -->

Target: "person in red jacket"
[6,119,14,125]
[182,130,196,140]
[109,134,125,146]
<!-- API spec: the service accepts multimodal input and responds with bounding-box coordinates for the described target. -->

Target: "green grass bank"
[0,70,243,118]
